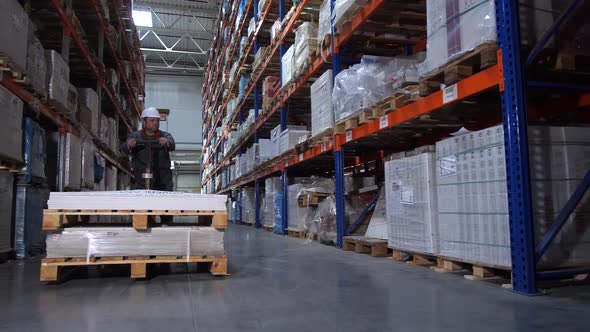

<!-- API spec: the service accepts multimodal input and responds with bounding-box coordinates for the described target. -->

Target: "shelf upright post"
[253,0,262,228]
[278,0,288,235]
[331,0,344,248]
[495,0,537,295]
[57,0,73,193]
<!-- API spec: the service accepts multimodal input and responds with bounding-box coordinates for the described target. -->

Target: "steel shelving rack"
[1,0,145,179]
[201,0,590,295]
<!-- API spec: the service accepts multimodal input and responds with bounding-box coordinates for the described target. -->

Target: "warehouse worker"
[121,107,176,223]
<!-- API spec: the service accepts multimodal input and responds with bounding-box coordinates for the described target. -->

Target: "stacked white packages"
[287,184,312,231]
[46,227,225,260]
[417,0,496,77]
[281,45,295,87]
[436,125,590,269]
[385,153,438,254]
[333,0,369,28]
[311,69,334,138]
[263,177,281,227]
[294,22,318,77]
[47,190,228,211]
[241,188,256,224]
[279,129,309,154]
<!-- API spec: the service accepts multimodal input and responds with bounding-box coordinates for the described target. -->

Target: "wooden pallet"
[262,225,274,232]
[334,116,359,134]
[390,249,439,266]
[40,255,228,282]
[419,42,498,97]
[298,192,330,207]
[0,55,24,80]
[0,158,25,173]
[343,236,388,257]
[42,209,228,231]
[287,229,306,238]
[431,257,511,281]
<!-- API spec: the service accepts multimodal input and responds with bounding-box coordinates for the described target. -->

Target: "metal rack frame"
[201,0,590,295]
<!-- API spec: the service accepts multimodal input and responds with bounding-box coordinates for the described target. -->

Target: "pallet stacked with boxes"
[0,0,144,262]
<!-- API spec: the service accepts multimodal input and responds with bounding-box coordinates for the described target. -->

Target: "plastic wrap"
[248,18,256,37]
[45,50,70,111]
[14,185,49,259]
[271,19,281,41]
[21,118,46,183]
[317,0,331,45]
[332,55,419,122]
[81,133,95,189]
[294,22,318,77]
[240,36,249,57]
[417,0,496,77]
[309,195,337,243]
[0,0,29,72]
[385,153,438,254]
[77,88,99,134]
[364,189,387,240]
[0,85,23,162]
[64,133,82,190]
[262,177,281,227]
[46,227,225,260]
[258,0,268,18]
[254,47,267,68]
[311,69,333,138]
[241,188,256,224]
[273,193,283,232]
[333,0,368,29]
[0,170,14,254]
[26,31,48,99]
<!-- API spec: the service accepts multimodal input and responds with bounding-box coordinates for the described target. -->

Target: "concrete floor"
[1,224,590,332]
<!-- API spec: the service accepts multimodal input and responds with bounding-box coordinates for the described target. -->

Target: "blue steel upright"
[277,0,288,235]
[253,0,261,228]
[495,0,537,295]
[331,0,345,248]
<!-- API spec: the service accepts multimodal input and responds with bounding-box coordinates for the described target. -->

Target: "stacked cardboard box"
[0,85,24,163]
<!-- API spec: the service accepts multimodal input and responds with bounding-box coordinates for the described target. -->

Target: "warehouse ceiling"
[133,0,220,76]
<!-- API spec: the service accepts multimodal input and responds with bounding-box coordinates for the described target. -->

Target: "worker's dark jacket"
[120,129,175,190]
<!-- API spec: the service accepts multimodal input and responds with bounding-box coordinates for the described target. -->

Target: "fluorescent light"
[132,9,153,27]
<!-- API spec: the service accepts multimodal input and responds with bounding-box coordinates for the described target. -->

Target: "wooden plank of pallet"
[343,236,388,257]
[287,229,306,238]
[334,117,359,134]
[40,255,228,281]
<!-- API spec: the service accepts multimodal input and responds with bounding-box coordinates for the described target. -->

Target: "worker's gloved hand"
[127,138,137,148]
[159,137,169,146]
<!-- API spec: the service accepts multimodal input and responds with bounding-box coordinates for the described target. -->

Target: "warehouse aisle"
[1,224,589,332]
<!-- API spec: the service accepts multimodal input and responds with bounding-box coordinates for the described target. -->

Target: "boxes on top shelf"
[0,0,29,74]
[45,50,70,113]
[333,0,369,29]
[417,0,496,77]
[0,85,24,163]
[311,69,334,138]
[26,28,48,99]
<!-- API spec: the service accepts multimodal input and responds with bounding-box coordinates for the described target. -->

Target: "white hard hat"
[141,107,160,119]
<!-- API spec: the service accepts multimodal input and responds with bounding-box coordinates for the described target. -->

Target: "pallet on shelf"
[40,255,228,281]
[334,116,359,134]
[42,209,228,231]
[419,42,497,97]
[343,236,388,257]
[287,229,306,238]
[298,192,330,207]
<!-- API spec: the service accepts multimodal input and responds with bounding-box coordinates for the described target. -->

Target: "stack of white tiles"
[436,125,510,267]
[436,125,590,269]
[385,152,438,254]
